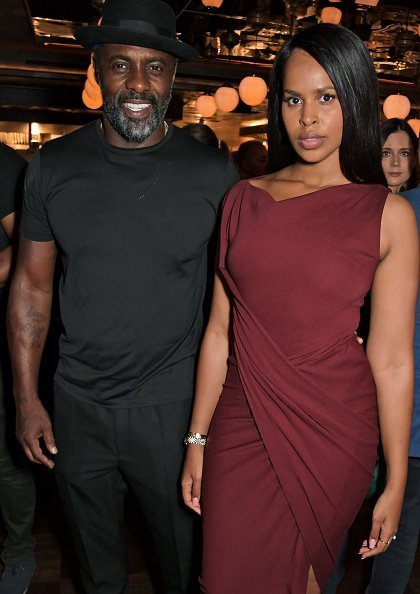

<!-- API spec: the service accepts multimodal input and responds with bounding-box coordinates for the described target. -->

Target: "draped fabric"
[200,181,389,593]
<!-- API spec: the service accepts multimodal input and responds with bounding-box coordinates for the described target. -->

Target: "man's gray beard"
[102,90,172,144]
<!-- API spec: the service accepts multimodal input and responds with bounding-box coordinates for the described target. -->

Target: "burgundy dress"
[200,180,389,593]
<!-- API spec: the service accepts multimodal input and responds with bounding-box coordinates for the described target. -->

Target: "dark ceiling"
[0,0,418,126]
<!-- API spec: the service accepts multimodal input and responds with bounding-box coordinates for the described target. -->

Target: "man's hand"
[16,398,57,469]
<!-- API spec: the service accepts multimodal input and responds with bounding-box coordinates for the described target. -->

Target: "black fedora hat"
[74,0,199,61]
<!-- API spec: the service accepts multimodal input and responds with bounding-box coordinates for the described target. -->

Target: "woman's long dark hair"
[268,24,386,185]
[380,118,418,191]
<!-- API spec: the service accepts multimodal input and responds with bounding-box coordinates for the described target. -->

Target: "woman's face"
[381,130,416,193]
[281,49,343,171]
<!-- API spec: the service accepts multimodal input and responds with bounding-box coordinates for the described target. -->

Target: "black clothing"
[0,144,35,567]
[21,122,238,407]
[20,121,237,594]
[0,143,26,220]
[0,144,26,310]
[0,224,8,252]
[54,384,197,594]
[0,372,36,566]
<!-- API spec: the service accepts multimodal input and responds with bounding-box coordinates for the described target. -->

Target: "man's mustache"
[115,91,158,106]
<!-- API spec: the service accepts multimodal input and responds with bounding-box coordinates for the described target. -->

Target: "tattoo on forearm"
[23,307,47,348]
[26,307,47,322]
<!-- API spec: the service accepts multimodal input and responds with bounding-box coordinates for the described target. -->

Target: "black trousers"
[53,384,198,594]
[0,357,35,565]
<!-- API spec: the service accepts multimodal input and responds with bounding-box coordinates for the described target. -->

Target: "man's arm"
[7,236,58,468]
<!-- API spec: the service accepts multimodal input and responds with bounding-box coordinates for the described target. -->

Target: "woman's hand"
[181,445,205,515]
[358,487,403,559]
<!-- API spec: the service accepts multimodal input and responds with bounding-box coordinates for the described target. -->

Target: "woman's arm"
[360,193,418,558]
[181,271,231,514]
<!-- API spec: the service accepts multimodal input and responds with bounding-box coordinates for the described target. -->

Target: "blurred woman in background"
[380,118,418,194]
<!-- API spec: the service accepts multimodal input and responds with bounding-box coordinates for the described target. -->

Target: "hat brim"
[74,26,199,61]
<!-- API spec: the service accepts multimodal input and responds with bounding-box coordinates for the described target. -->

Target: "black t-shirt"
[21,122,238,406]
[0,223,8,252]
[0,143,26,319]
[0,143,26,223]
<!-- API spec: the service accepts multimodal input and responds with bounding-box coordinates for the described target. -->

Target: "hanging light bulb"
[355,0,379,6]
[196,94,217,118]
[82,61,103,110]
[407,119,420,138]
[238,76,267,107]
[214,86,240,112]
[201,0,223,7]
[383,94,411,119]
[30,122,41,147]
[82,89,103,110]
[87,63,97,85]
[320,7,342,24]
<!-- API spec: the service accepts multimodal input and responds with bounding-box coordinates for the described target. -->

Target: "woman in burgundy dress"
[182,24,418,594]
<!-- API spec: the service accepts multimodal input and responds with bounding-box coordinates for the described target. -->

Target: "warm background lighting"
[382,94,411,119]
[214,86,240,112]
[238,76,268,107]
[408,119,420,137]
[201,0,223,7]
[196,94,217,118]
[320,7,342,24]
[82,62,103,110]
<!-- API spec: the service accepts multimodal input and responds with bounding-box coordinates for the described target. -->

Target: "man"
[0,143,36,594]
[7,1,238,593]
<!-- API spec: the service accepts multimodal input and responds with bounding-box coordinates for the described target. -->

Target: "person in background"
[183,123,230,156]
[365,124,419,594]
[0,143,36,594]
[6,1,238,593]
[218,140,230,157]
[182,123,220,150]
[380,118,418,194]
[232,139,268,178]
[181,24,418,593]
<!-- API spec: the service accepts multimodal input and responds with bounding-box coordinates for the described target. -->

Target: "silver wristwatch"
[183,432,207,446]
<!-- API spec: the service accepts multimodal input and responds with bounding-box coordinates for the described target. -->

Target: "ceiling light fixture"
[239,76,268,107]
[407,119,420,137]
[214,86,240,112]
[382,94,411,119]
[320,7,342,24]
[201,0,223,8]
[354,0,379,6]
[196,94,217,118]
[82,62,103,110]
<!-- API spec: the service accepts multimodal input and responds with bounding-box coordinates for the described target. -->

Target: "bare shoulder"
[382,192,417,230]
[380,192,418,259]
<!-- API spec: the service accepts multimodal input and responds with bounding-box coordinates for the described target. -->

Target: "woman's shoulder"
[381,191,418,253]
[383,191,416,220]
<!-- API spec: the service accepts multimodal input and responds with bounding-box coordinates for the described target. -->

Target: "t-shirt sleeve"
[0,143,27,219]
[20,151,54,242]
[0,222,10,251]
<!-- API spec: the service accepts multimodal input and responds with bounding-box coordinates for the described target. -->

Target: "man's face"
[96,44,176,148]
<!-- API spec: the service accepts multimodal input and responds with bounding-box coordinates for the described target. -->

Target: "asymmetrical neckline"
[246,179,356,204]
